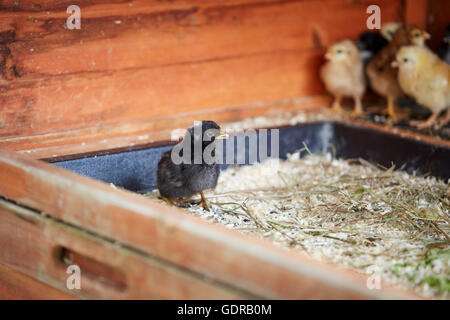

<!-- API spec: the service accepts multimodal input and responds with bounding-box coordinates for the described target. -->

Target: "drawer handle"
[59,248,127,292]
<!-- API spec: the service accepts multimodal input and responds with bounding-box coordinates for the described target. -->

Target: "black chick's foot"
[199,191,210,211]
[161,196,191,208]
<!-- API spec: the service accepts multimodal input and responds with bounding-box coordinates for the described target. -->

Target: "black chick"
[356,31,389,65]
[439,24,450,64]
[157,120,227,211]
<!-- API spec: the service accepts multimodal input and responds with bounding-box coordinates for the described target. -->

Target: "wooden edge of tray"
[0,96,331,160]
[1,100,449,162]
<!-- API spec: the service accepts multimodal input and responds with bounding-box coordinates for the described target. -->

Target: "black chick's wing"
[156,150,186,198]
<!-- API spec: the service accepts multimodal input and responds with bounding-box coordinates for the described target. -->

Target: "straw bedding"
[145,151,449,298]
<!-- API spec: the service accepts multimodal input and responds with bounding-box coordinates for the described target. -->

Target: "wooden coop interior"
[0,0,449,299]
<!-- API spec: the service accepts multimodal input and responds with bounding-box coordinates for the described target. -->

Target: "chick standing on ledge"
[366,26,430,122]
[394,46,450,129]
[157,121,228,211]
[320,40,366,117]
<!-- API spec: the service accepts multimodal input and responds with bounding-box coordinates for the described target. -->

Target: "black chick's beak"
[216,131,229,140]
[355,40,364,50]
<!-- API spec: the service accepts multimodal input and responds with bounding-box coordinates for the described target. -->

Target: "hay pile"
[145,152,449,298]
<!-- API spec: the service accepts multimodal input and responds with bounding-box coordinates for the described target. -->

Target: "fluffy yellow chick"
[395,46,450,129]
[320,40,366,117]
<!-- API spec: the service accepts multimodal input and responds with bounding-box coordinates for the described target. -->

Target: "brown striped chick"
[320,40,366,117]
[409,27,431,47]
[394,46,450,129]
[381,22,403,41]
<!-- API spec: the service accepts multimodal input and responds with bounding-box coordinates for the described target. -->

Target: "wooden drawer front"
[0,199,246,299]
[0,263,74,300]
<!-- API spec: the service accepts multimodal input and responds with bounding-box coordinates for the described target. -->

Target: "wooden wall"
[426,0,450,51]
[0,0,441,156]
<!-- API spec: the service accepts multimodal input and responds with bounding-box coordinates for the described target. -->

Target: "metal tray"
[51,122,450,192]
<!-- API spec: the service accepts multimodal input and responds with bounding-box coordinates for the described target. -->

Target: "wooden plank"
[0,263,74,299]
[404,0,427,29]
[426,0,450,51]
[1,0,404,80]
[0,50,326,137]
[0,96,330,159]
[0,0,404,140]
[4,101,450,161]
[0,199,248,299]
[0,148,424,299]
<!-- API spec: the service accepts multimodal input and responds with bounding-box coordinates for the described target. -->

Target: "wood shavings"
[145,154,449,298]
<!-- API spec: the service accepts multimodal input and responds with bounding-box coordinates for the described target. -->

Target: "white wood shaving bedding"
[145,153,450,298]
